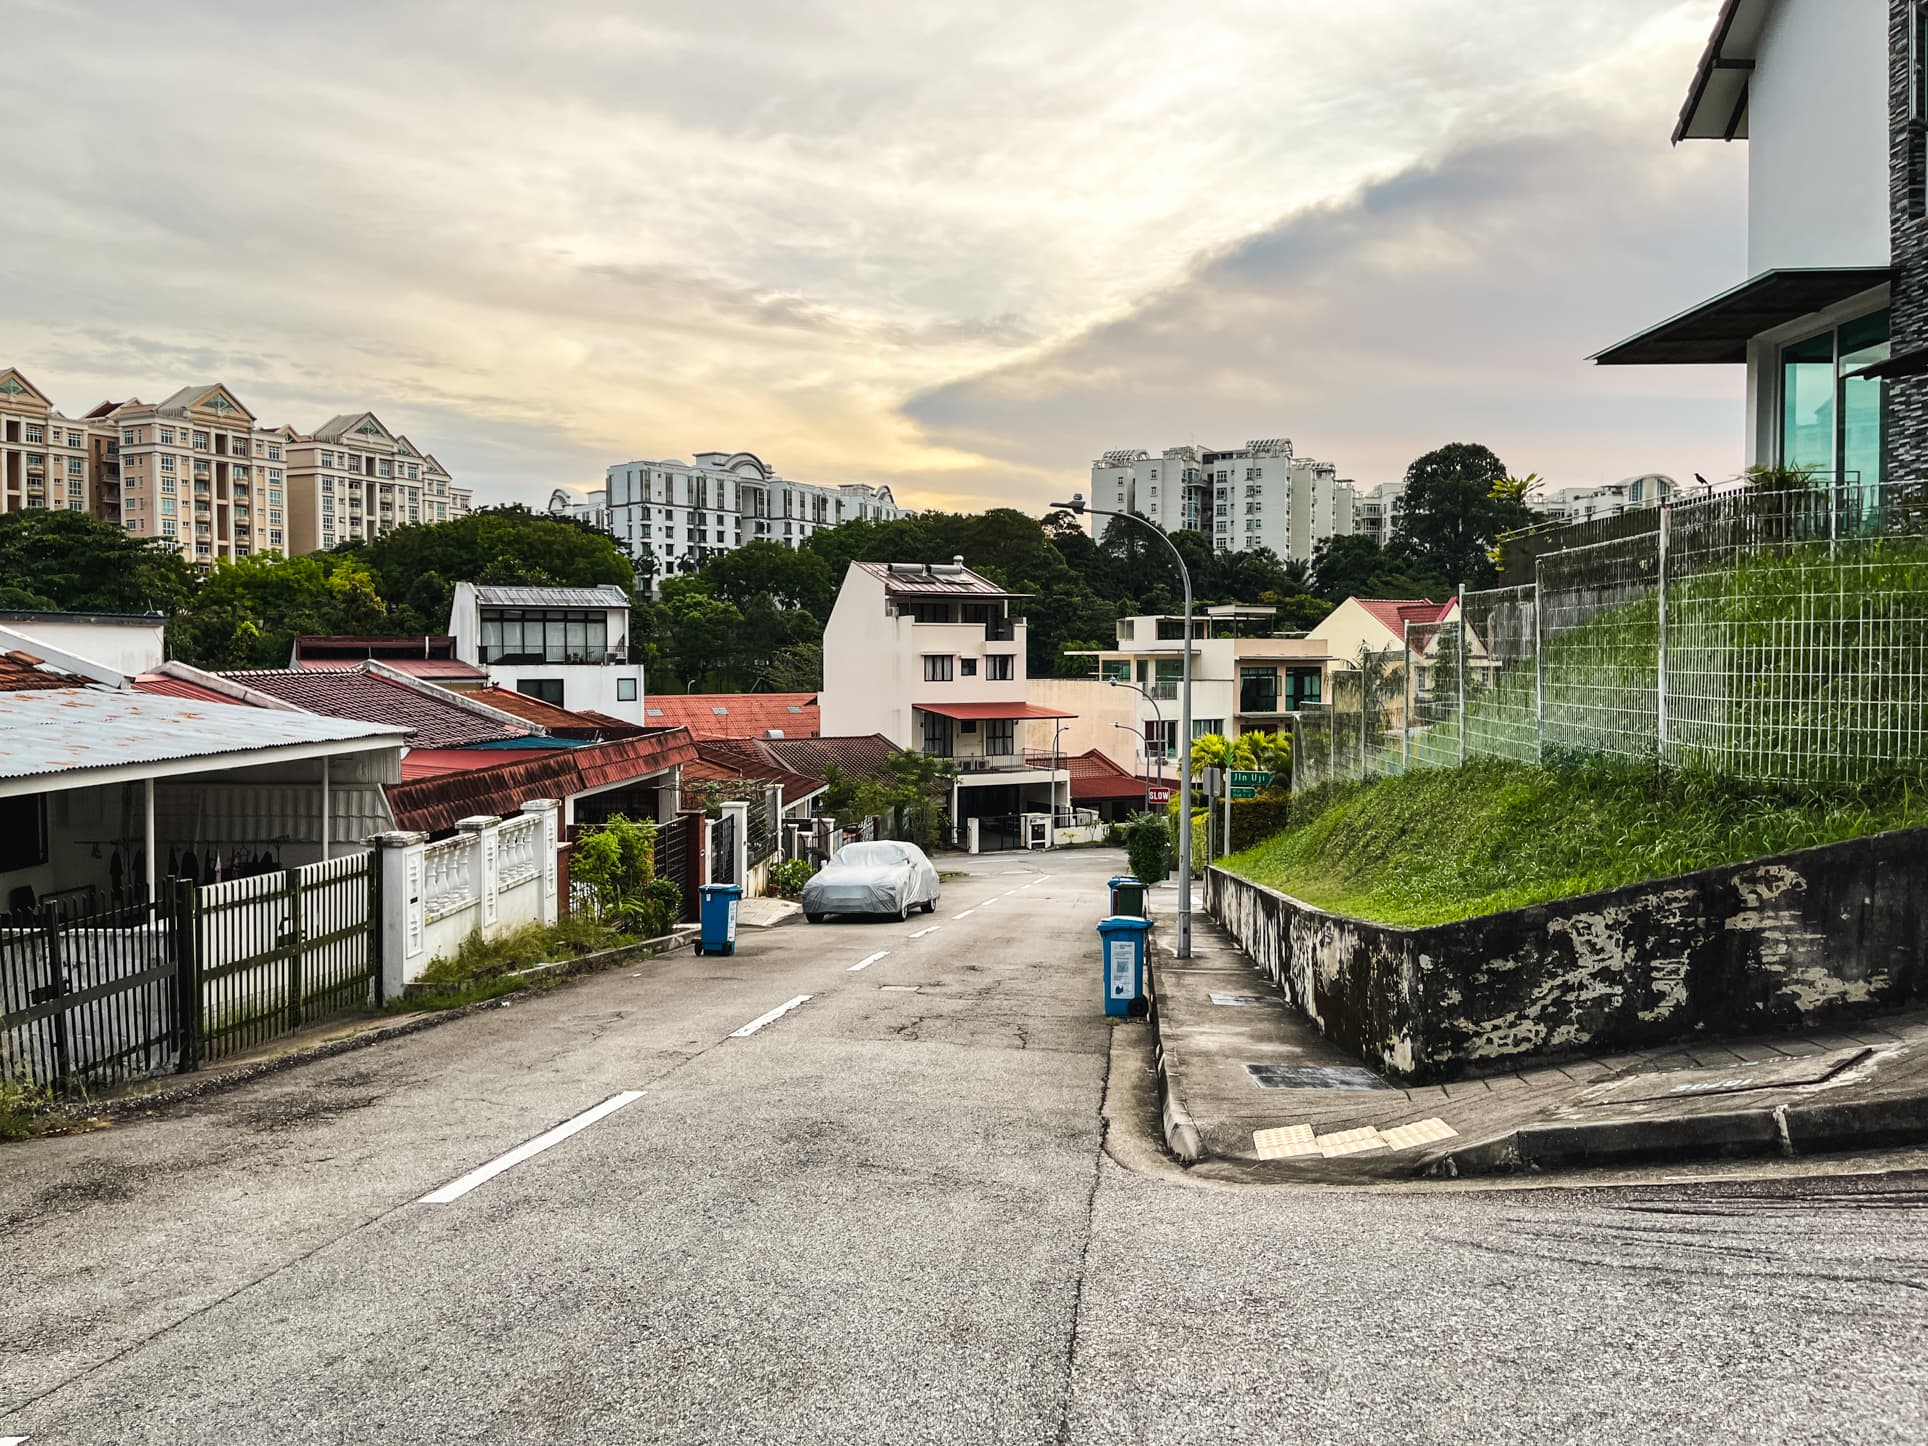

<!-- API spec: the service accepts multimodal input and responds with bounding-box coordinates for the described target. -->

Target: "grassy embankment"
[1222,756,1925,929]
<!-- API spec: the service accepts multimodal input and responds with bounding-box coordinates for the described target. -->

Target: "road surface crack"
[1054,1021,1114,1445]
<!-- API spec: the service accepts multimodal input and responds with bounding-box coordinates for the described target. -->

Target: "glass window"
[960,657,978,677]
[1780,330,1836,475]
[986,655,1014,681]
[922,655,954,682]
[565,618,588,659]
[921,710,953,757]
[1838,310,1890,501]
[986,719,1015,755]
[616,677,638,702]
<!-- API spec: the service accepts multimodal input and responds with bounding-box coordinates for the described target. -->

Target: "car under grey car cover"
[801,841,941,918]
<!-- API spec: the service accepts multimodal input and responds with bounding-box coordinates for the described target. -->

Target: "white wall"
[0,616,165,675]
[486,662,645,723]
[821,566,912,744]
[1747,0,1890,273]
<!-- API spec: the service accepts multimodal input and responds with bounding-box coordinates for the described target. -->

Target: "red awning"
[915,701,1076,721]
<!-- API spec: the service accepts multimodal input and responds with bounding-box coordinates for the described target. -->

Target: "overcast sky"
[4,0,1744,511]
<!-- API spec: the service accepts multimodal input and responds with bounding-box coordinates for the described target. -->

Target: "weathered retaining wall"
[1206,829,1928,1083]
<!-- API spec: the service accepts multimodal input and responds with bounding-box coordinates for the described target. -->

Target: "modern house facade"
[819,560,1071,827]
[1087,438,1355,562]
[447,582,645,723]
[1595,0,1915,490]
[593,450,904,584]
[1527,475,1679,523]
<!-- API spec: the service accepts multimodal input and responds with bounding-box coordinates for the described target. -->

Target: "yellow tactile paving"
[1379,1117,1458,1151]
[1253,1124,1318,1160]
[1314,1126,1390,1158]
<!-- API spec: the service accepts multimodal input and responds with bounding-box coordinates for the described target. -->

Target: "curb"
[1430,1089,1928,1177]
[67,931,696,1128]
[1145,951,1206,1166]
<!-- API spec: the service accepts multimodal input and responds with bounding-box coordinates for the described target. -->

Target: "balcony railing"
[1149,681,1179,701]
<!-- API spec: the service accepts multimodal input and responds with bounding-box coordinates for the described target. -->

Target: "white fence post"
[521,799,562,926]
[1533,579,1545,763]
[1656,504,1670,762]
[967,817,981,854]
[1401,621,1412,775]
[458,815,500,930]
[371,830,428,999]
[1456,583,1467,767]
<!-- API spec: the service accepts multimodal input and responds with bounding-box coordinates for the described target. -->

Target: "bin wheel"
[806,912,825,924]
[693,943,705,957]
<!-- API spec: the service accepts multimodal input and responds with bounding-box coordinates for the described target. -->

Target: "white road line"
[419,1091,645,1204]
[908,924,942,939]
[848,950,890,972]
[1001,889,1021,897]
[730,994,813,1037]
[952,908,976,919]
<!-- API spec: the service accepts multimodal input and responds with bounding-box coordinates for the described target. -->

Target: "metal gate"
[0,891,181,1091]
[191,853,378,1066]
[709,812,738,885]
[977,814,1024,852]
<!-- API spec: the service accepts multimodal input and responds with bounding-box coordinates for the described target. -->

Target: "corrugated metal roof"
[384,727,698,833]
[0,688,404,783]
[474,584,630,608]
[854,561,1017,599]
[640,692,819,739]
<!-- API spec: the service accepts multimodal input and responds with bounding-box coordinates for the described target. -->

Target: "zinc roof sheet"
[0,687,403,783]
[474,584,629,608]
[853,561,1018,598]
[640,692,819,739]
[212,669,529,750]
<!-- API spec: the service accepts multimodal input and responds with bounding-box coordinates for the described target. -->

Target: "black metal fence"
[709,812,738,885]
[745,788,777,867]
[2,855,381,1093]
[0,891,181,1092]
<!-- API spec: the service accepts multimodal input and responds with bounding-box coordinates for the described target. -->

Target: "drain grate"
[1244,1063,1391,1091]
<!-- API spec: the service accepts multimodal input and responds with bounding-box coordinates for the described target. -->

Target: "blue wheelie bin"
[697,882,743,957]
[1096,914,1150,1017]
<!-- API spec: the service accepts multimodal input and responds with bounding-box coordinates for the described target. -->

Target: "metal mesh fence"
[1460,585,1539,764]
[1536,531,1659,761]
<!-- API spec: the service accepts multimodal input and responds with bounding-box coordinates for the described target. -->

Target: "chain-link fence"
[1321,480,1928,789]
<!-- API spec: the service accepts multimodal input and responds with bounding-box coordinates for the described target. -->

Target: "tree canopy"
[1391,442,1534,587]
[0,510,195,616]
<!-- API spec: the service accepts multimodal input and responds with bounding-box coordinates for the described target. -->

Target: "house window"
[985,719,1015,756]
[922,654,954,682]
[617,677,638,702]
[921,710,953,757]
[959,657,977,677]
[518,678,566,706]
[1192,718,1225,738]
[1779,309,1890,499]
[1144,720,1178,762]
[985,654,1014,681]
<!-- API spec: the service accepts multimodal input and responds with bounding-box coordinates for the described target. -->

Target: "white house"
[819,560,1071,831]
[0,611,166,677]
[447,582,645,723]
[1594,0,1908,489]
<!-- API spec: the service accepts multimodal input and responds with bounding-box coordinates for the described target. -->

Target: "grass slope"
[1222,756,1925,927]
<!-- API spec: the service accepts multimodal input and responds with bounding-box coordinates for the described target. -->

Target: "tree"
[1392,443,1532,587]
[168,553,392,668]
[0,510,195,615]
[1309,533,1446,605]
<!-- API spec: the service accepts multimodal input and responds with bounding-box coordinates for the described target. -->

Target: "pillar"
[721,799,750,889]
[370,829,428,998]
[458,814,500,930]
[521,798,562,925]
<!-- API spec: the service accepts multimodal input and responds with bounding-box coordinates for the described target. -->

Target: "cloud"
[2,0,1741,509]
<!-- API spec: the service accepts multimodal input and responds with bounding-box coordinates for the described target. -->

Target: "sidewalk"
[1147,897,1928,1182]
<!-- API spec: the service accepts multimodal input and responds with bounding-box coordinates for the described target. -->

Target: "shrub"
[616,878,682,938]
[1104,821,1125,847]
[770,858,815,898]
[1121,812,1170,885]
[572,814,659,926]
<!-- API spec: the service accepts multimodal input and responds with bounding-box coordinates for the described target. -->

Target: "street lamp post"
[1053,493,1194,958]
[1107,677,1166,813]
[1111,721,1151,813]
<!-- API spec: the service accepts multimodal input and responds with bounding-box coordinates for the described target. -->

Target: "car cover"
[802,841,941,916]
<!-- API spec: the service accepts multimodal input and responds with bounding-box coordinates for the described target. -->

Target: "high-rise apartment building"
[594,450,904,581]
[0,366,468,562]
[1351,481,1407,548]
[1087,438,1354,564]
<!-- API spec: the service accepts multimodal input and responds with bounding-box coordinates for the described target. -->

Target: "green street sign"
[1230,787,1259,800]
[1229,771,1269,788]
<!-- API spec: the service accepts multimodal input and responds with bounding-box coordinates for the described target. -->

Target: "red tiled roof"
[759,734,899,782]
[469,685,638,739]
[213,668,529,751]
[385,728,699,833]
[1049,747,1174,803]
[641,692,819,739]
[297,657,488,681]
[690,739,825,801]
[133,674,245,705]
[915,701,1075,721]
[0,651,88,693]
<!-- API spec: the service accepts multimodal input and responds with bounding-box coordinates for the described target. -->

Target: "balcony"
[1149,681,1179,702]
[983,617,1016,643]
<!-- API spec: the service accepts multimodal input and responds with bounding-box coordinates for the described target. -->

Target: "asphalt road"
[2,846,1925,1444]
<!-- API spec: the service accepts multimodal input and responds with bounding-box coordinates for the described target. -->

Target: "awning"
[1592,268,1892,366]
[914,701,1077,721]
[1847,345,1928,381]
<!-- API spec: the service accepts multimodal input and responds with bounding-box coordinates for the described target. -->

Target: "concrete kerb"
[1145,927,1206,1166]
[64,928,699,1128]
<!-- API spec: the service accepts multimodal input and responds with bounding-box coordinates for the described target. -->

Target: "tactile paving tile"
[1314,1126,1390,1158]
[1378,1118,1458,1151]
[1252,1124,1318,1160]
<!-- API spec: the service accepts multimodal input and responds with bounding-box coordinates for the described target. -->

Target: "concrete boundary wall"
[1206,829,1928,1083]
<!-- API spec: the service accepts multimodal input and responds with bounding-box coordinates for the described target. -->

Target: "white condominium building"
[0,364,469,562]
[1088,438,1354,563]
[596,450,904,580]
[1351,481,1406,549]
[1526,475,1677,525]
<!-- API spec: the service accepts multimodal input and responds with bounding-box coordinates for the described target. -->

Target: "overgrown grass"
[390,915,635,1011]
[0,1075,58,1141]
[1223,755,1926,927]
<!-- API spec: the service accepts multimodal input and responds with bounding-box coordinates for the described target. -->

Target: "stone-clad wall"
[1206,828,1928,1083]
[1889,0,1928,480]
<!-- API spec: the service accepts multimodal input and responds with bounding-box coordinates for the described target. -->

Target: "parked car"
[802,841,941,922]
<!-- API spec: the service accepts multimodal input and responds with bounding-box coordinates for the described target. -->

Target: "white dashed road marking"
[730,994,813,1037]
[848,951,890,972]
[953,908,976,919]
[908,925,942,939]
[419,1091,645,1204]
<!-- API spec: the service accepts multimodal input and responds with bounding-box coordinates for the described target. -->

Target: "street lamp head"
[1049,494,1087,515]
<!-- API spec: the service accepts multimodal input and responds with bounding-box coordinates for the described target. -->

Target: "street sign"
[1147,785,1173,806]
[1230,787,1258,800]
[1229,770,1270,788]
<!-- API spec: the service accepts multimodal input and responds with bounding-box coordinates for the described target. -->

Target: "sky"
[3,0,1747,513]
